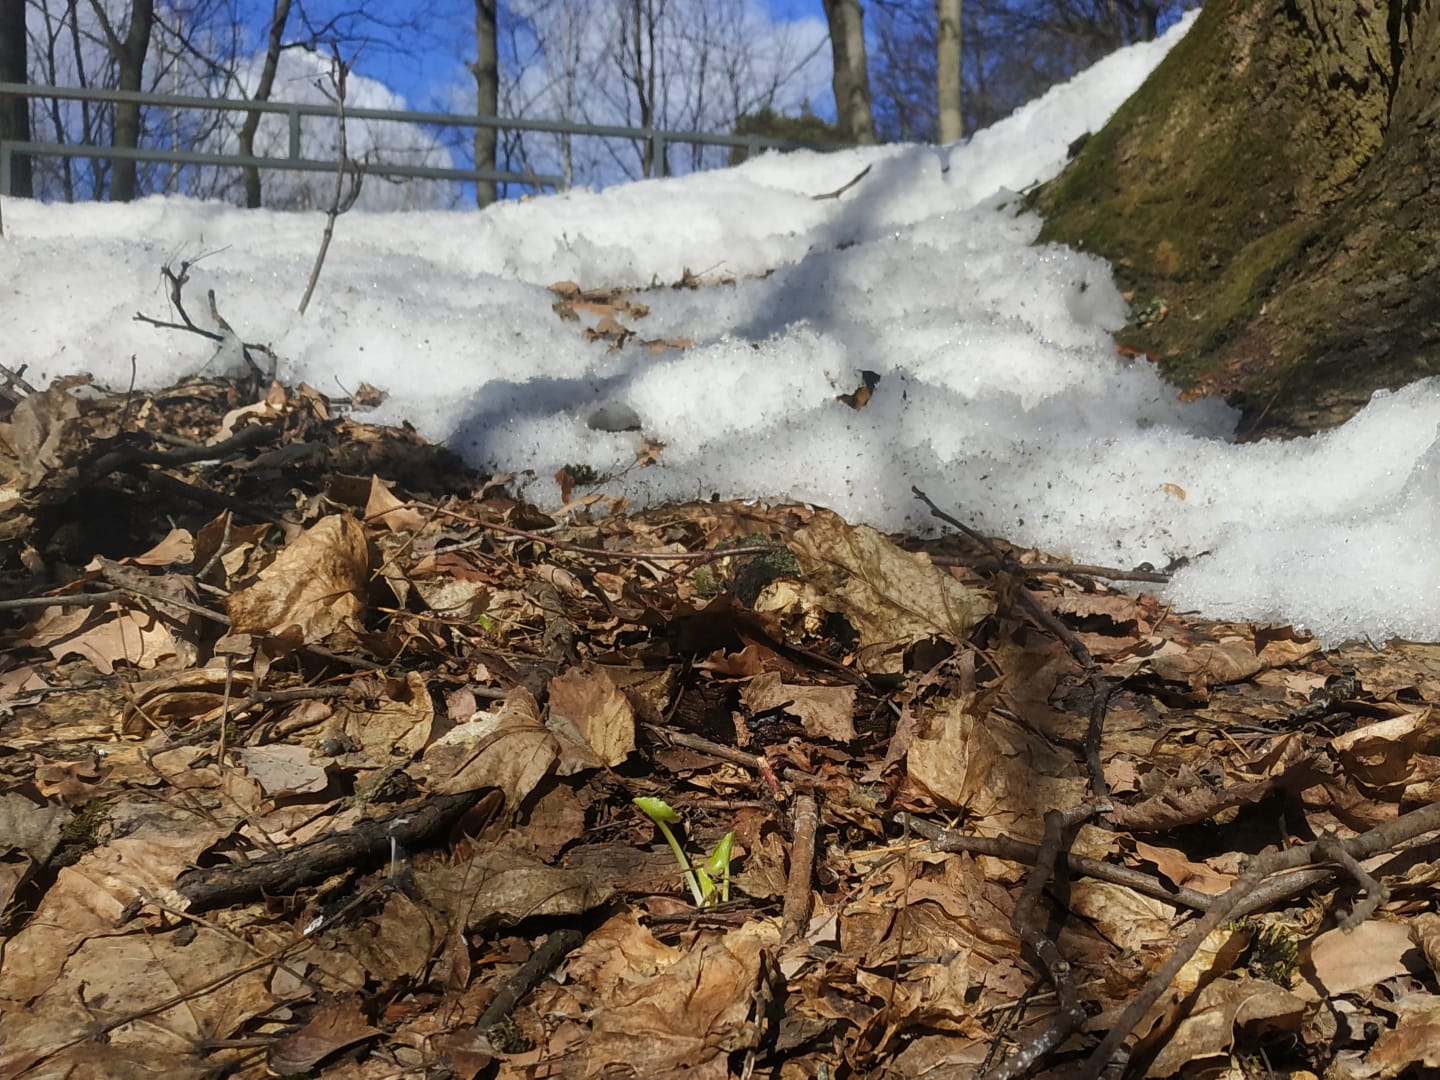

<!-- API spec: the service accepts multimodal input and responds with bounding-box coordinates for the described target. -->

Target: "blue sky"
[292,0,832,121]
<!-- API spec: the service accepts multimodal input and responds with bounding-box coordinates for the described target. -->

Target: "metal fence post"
[287,105,300,161]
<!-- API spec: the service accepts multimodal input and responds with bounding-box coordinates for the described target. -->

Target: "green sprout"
[633,796,734,906]
[692,566,720,598]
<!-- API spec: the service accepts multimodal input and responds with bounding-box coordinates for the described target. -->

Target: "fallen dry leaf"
[226,514,370,646]
[1306,919,1421,996]
[578,920,777,1077]
[547,665,637,772]
[422,687,558,801]
[788,510,993,674]
[740,670,857,742]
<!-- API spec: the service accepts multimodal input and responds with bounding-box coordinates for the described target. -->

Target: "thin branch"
[474,928,586,1035]
[781,793,820,943]
[1079,799,1440,1079]
[913,486,1093,668]
[298,47,366,315]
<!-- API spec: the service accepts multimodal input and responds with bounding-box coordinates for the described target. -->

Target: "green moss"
[1029,0,1408,424]
[692,566,721,598]
[1232,919,1300,987]
[55,798,110,867]
[560,463,599,486]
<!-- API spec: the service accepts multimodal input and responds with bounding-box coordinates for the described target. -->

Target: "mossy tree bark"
[1033,0,1439,436]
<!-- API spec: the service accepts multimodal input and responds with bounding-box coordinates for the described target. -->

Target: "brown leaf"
[364,474,428,534]
[1330,709,1440,796]
[1306,919,1421,996]
[3,385,82,488]
[324,671,437,759]
[547,666,637,772]
[906,692,1086,829]
[1147,636,1264,689]
[1366,993,1440,1075]
[233,744,329,798]
[0,794,65,869]
[415,841,613,931]
[1133,840,1234,895]
[268,996,381,1074]
[118,665,255,736]
[129,527,195,567]
[741,671,856,742]
[578,921,776,1076]
[787,511,993,674]
[28,599,186,675]
[421,687,558,801]
[0,809,233,1006]
[1146,973,1306,1077]
[226,514,370,646]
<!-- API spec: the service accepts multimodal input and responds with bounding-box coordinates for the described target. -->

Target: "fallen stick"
[174,788,489,912]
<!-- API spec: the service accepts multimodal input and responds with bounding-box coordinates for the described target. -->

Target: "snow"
[4,10,1437,646]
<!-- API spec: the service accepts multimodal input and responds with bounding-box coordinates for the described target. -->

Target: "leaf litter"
[2,364,1440,1080]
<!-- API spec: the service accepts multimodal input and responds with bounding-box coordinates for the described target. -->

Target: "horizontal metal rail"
[0,139,562,190]
[0,81,833,201]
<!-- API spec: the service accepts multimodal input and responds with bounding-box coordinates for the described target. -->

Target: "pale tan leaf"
[422,688,558,802]
[1146,973,1306,1078]
[740,670,856,742]
[546,666,637,772]
[226,514,370,646]
[787,510,993,674]
[1306,919,1419,996]
[364,474,429,534]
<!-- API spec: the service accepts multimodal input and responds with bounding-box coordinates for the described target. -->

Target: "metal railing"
[0,82,832,203]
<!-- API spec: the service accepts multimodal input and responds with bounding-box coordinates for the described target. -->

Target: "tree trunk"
[470,0,498,207]
[237,0,291,209]
[89,0,156,202]
[0,0,30,197]
[935,0,962,143]
[1034,0,1440,437]
[823,0,875,145]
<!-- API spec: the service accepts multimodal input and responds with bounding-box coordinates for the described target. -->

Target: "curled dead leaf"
[788,511,993,674]
[226,515,370,647]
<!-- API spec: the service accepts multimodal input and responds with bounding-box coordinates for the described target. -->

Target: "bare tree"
[870,0,935,141]
[237,0,291,208]
[469,0,497,206]
[1,0,31,196]
[935,0,961,142]
[615,0,665,176]
[86,0,154,201]
[822,0,874,144]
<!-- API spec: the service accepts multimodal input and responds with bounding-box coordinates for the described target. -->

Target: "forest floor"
[2,366,1440,1080]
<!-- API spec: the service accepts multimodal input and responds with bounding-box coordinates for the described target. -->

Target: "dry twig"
[298,48,366,316]
[781,793,820,943]
[1080,799,1440,1078]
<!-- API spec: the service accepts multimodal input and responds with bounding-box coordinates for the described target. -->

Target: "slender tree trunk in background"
[616,0,662,177]
[238,0,291,208]
[470,0,498,206]
[822,0,875,144]
[0,0,32,197]
[1036,0,1440,437]
[89,0,156,202]
[935,0,962,142]
[1139,0,1160,41]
